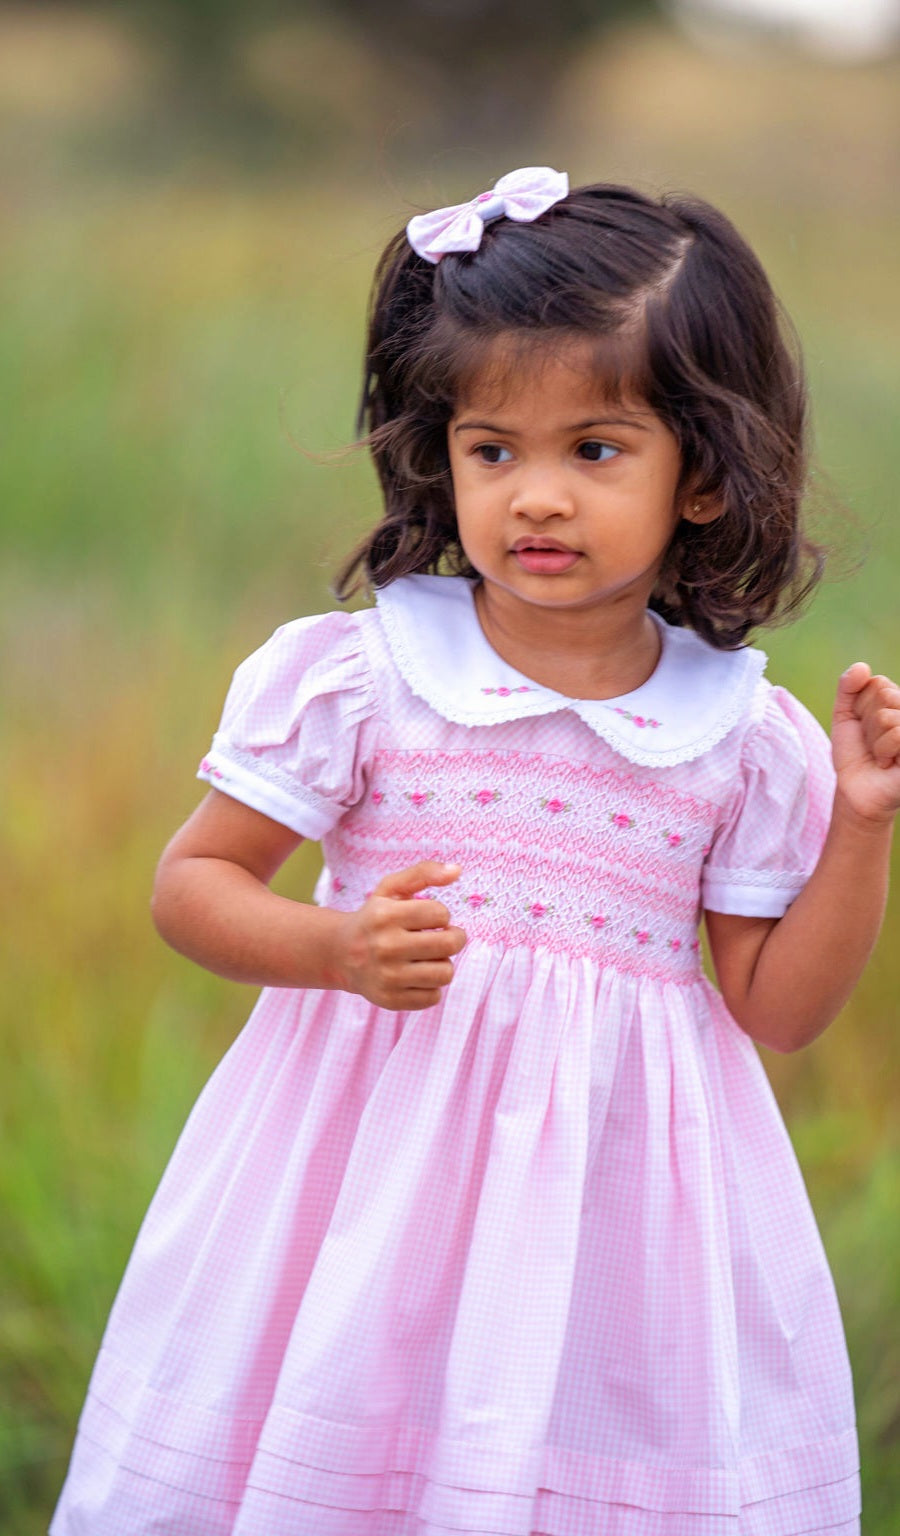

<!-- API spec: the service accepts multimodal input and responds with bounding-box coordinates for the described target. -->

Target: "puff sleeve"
[701,685,835,918]
[197,611,378,839]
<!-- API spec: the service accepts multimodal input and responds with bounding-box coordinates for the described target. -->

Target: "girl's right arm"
[151,789,466,1011]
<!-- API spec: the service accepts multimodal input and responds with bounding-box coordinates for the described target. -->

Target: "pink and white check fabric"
[52,580,860,1535]
[407,167,569,263]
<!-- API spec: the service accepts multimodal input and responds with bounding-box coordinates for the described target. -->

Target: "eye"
[578,440,618,463]
[475,443,513,465]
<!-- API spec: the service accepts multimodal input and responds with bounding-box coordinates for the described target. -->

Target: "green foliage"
[123,0,657,150]
[794,1129,900,1515]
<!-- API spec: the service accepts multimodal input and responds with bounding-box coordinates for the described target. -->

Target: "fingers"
[399,959,458,990]
[870,708,900,768]
[364,913,467,964]
[354,937,464,1012]
[839,664,900,766]
[402,898,459,932]
[834,660,870,711]
[394,987,446,1011]
[368,892,463,937]
[404,924,468,957]
[340,861,468,1011]
[373,860,461,902]
[371,860,465,935]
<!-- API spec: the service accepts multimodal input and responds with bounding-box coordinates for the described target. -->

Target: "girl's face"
[448,336,706,626]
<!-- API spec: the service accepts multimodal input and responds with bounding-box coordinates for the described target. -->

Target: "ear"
[681,493,723,526]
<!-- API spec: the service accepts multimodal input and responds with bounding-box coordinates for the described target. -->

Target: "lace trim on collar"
[375,575,767,767]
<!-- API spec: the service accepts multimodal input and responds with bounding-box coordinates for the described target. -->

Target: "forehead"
[452,330,647,414]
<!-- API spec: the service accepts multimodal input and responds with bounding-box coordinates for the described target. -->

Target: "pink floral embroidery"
[200,757,223,780]
[701,843,712,856]
[664,830,682,847]
[690,939,700,952]
[482,685,536,696]
[333,876,344,893]
[347,747,712,979]
[614,707,661,729]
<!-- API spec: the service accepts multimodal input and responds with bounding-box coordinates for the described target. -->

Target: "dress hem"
[57,1352,860,1535]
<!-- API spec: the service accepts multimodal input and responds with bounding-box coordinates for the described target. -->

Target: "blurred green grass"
[2,14,900,1532]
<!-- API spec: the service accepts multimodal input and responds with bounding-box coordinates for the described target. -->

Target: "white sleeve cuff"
[702,871,806,919]
[197,741,338,840]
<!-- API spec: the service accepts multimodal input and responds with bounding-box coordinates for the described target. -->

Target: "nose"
[508,461,575,521]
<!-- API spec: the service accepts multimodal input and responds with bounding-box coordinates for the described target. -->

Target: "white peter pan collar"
[375,574,767,767]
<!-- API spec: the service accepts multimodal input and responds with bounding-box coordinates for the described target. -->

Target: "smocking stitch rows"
[317,747,722,977]
[368,746,720,821]
[347,800,713,897]
[333,839,700,926]
[321,859,702,981]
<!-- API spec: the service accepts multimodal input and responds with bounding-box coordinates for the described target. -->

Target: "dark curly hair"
[334,181,823,649]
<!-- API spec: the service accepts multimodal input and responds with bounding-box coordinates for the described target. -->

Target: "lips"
[511,537,581,574]
[511,537,574,553]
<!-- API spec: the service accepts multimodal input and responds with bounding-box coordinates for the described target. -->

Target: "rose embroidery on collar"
[482,685,537,696]
[614,706,662,729]
[373,575,768,767]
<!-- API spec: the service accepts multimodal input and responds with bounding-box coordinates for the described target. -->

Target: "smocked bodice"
[317,746,719,984]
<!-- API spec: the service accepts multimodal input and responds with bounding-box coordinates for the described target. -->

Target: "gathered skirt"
[52,940,860,1535]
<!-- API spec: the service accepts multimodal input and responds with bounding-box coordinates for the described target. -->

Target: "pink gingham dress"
[52,576,860,1536]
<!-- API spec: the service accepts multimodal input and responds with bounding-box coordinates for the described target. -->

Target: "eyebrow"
[452,415,652,434]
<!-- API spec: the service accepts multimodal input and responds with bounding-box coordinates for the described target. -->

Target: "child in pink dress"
[53,169,900,1536]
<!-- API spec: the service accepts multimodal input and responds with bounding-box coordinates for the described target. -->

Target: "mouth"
[511,537,581,574]
[511,537,575,553]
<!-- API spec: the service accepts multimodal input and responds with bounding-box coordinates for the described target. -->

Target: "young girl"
[53,168,900,1536]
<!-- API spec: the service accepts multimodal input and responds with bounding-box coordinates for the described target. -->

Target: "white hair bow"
[406,167,569,265]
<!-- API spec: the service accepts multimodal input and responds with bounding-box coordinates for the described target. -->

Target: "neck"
[473,584,661,700]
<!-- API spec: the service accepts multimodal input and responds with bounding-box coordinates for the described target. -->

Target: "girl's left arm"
[706,663,900,1053]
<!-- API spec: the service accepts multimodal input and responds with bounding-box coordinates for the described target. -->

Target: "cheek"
[453,497,495,573]
[454,507,485,560]
[450,467,488,526]
[448,458,476,519]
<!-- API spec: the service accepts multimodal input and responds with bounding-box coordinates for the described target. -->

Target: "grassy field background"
[2,10,900,1531]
